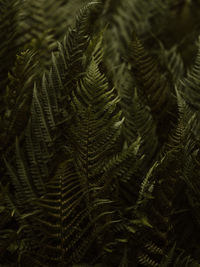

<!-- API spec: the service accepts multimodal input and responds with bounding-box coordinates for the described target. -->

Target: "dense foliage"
[1,0,200,266]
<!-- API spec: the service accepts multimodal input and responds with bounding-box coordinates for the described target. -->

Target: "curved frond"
[129,34,177,143]
[69,54,122,189]
[1,50,37,151]
[31,160,115,266]
[122,87,158,164]
[0,0,23,91]
[179,36,200,112]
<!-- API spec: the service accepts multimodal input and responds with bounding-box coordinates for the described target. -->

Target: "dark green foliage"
[129,34,178,145]
[1,0,200,266]
[0,0,22,91]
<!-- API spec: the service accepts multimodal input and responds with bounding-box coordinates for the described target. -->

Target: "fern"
[69,56,121,182]
[1,1,200,266]
[102,0,167,87]
[0,50,38,152]
[0,0,23,91]
[122,86,158,165]
[163,45,185,84]
[179,36,200,112]
[129,33,177,144]
[31,160,114,265]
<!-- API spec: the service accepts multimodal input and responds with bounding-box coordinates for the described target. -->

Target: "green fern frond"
[5,50,37,111]
[1,49,37,151]
[20,0,63,37]
[2,40,68,234]
[32,83,52,143]
[129,34,178,144]
[4,137,42,215]
[103,0,167,85]
[133,148,179,267]
[163,45,185,84]
[138,254,159,267]
[0,0,22,91]
[102,136,141,180]
[130,34,172,116]
[19,0,67,49]
[122,87,158,164]
[32,160,115,266]
[179,36,200,112]
[173,250,200,267]
[59,2,100,96]
[24,30,56,71]
[69,54,122,188]
[159,243,176,267]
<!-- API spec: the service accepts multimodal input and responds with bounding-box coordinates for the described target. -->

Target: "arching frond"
[129,34,177,143]
[103,0,167,85]
[163,45,185,84]
[122,86,158,164]
[31,160,115,266]
[0,0,23,91]
[1,50,37,151]
[179,36,200,113]
[69,53,122,189]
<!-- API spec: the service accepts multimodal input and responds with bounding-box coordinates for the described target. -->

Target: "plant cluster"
[1,0,200,266]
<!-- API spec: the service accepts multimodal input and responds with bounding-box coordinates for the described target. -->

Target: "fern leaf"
[0,0,22,91]
[3,49,37,150]
[33,160,114,266]
[179,36,200,111]
[70,55,121,190]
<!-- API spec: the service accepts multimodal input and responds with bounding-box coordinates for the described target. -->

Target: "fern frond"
[138,253,159,267]
[122,87,158,164]
[0,0,22,91]
[130,34,171,116]
[129,34,177,144]
[159,243,176,267]
[32,160,115,266]
[102,136,141,179]
[69,54,122,189]
[173,250,200,267]
[103,0,167,85]
[163,45,185,84]
[1,49,37,152]
[18,0,67,65]
[2,39,69,250]
[179,36,200,112]
[4,137,42,216]
[132,147,180,267]
[59,2,100,96]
